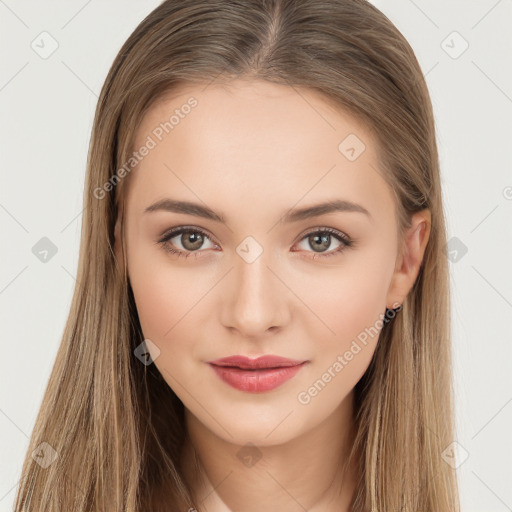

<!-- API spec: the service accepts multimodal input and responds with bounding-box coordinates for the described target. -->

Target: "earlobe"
[385,209,431,309]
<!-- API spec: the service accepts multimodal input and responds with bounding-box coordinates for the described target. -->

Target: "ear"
[385,209,431,309]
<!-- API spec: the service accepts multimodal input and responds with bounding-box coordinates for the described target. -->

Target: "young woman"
[14,0,461,510]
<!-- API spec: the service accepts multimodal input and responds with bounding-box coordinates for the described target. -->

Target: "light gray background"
[1,1,511,511]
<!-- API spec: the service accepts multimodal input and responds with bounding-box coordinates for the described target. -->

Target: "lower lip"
[208,362,307,393]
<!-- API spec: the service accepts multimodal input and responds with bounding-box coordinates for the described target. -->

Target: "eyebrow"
[144,198,371,223]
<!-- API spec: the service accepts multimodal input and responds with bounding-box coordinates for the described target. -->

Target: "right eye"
[158,226,218,258]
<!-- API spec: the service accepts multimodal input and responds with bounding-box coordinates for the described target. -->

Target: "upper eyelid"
[159,225,215,243]
[159,225,351,245]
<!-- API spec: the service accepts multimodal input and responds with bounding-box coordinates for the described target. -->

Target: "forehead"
[126,79,395,224]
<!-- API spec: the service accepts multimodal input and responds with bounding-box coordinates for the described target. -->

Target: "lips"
[207,355,308,393]
[207,355,306,369]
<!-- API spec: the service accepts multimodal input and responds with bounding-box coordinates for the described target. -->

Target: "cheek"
[127,247,223,387]
[129,267,176,341]
[291,255,393,419]
[127,249,200,358]
[129,268,188,390]
[299,255,393,343]
[293,247,395,393]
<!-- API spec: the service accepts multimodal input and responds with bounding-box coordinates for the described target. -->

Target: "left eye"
[157,227,352,259]
[293,228,353,258]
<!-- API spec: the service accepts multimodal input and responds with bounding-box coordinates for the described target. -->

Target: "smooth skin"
[114,79,430,512]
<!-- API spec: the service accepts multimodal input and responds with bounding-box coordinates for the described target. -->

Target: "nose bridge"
[223,236,286,336]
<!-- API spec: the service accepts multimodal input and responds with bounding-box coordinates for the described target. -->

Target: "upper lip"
[207,355,307,369]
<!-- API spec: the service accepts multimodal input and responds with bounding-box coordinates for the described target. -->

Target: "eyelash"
[157,226,353,260]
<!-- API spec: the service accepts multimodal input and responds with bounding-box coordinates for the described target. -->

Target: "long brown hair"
[14,1,460,510]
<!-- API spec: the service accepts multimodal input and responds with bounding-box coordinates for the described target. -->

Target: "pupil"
[310,234,329,252]
[183,232,203,250]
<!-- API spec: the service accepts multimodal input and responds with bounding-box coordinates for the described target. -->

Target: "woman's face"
[117,79,426,446]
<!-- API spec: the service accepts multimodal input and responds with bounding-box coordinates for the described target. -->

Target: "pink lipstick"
[207,355,308,393]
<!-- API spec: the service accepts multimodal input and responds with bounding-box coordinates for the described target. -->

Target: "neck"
[180,391,358,512]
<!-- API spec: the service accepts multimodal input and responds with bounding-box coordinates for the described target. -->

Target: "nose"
[220,249,289,339]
